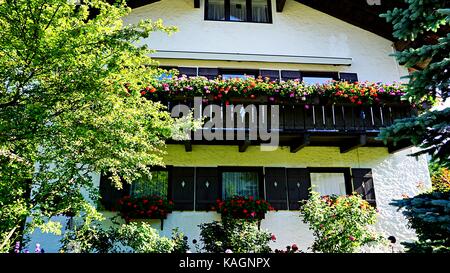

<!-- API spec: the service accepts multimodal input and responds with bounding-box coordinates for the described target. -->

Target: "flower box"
[116,195,174,230]
[215,196,273,229]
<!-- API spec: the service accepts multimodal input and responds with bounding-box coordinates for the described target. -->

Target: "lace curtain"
[222,172,259,199]
[131,171,169,197]
[310,173,347,196]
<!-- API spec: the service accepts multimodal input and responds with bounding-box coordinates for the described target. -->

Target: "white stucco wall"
[27,145,431,253]
[124,0,408,82]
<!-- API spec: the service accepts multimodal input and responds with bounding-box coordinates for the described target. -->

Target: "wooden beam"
[276,0,287,12]
[239,140,251,153]
[340,134,367,153]
[290,134,310,153]
[184,140,192,152]
[194,0,200,8]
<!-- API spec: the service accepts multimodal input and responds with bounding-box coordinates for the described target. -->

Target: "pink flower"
[349,236,356,241]
[271,234,277,241]
[291,244,298,251]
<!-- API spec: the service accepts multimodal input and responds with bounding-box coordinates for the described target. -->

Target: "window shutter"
[195,167,219,211]
[351,168,376,206]
[99,173,130,210]
[264,167,288,210]
[170,167,195,210]
[177,67,198,77]
[260,70,280,81]
[339,73,358,83]
[286,168,310,210]
[281,70,301,81]
[198,68,219,79]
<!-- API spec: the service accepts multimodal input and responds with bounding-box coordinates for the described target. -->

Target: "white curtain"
[131,171,169,197]
[251,0,269,23]
[208,0,226,20]
[222,172,259,199]
[310,173,347,196]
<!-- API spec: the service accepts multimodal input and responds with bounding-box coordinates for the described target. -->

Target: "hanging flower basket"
[116,195,174,230]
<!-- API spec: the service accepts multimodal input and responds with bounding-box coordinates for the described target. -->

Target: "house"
[28,0,431,252]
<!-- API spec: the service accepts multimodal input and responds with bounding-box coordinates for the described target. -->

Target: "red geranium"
[116,195,174,222]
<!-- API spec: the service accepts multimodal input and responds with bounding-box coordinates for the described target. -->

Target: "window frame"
[204,0,273,24]
[301,71,340,84]
[218,166,265,199]
[219,68,259,79]
[307,167,353,196]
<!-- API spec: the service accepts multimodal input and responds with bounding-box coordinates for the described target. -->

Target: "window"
[222,171,259,199]
[130,171,169,198]
[205,0,272,23]
[308,168,352,197]
[219,68,258,80]
[301,72,339,85]
[310,173,346,196]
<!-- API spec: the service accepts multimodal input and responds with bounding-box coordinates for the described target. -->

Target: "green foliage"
[61,221,178,253]
[198,218,273,253]
[300,192,382,253]
[379,0,450,166]
[391,191,450,253]
[171,227,190,253]
[114,222,174,253]
[0,0,186,252]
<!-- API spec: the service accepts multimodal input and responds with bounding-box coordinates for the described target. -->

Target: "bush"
[391,191,450,253]
[171,227,190,253]
[199,218,273,253]
[61,222,180,253]
[300,191,381,253]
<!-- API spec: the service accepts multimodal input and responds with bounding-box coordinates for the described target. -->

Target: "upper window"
[205,0,272,23]
[130,171,169,198]
[302,72,339,85]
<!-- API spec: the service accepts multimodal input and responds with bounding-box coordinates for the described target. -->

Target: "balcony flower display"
[215,196,273,221]
[136,75,407,105]
[116,195,174,224]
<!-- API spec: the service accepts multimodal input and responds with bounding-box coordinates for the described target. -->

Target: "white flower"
[225,249,233,253]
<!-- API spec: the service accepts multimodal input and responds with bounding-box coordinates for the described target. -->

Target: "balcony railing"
[161,99,416,154]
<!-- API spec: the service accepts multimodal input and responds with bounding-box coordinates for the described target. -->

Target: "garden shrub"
[300,191,381,253]
[61,222,181,253]
[391,191,450,253]
[198,218,273,253]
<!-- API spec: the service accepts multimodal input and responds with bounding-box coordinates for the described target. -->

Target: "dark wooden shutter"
[351,168,376,206]
[281,70,301,81]
[339,73,358,83]
[260,70,280,81]
[264,168,288,210]
[195,167,219,211]
[286,168,310,210]
[177,67,197,77]
[170,167,195,210]
[198,68,219,79]
[99,173,130,210]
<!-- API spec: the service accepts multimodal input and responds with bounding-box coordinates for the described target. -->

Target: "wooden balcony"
[163,100,416,153]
